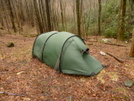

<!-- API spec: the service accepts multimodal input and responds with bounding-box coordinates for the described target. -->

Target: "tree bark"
[45,0,52,31]
[6,0,17,33]
[33,0,44,34]
[80,0,85,38]
[60,0,65,31]
[129,29,134,57]
[98,0,101,35]
[76,0,81,37]
[0,0,10,32]
[117,0,126,41]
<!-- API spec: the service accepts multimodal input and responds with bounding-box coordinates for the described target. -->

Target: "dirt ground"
[0,34,134,101]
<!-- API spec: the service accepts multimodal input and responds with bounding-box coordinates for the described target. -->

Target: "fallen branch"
[92,45,124,63]
[88,40,98,42]
[0,41,6,45]
[86,43,93,45]
[106,52,124,63]
[103,43,127,47]
[0,91,25,97]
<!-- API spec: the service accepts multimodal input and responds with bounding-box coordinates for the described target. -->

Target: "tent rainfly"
[32,31,103,76]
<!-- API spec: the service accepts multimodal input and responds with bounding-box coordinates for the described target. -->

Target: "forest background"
[0,0,134,100]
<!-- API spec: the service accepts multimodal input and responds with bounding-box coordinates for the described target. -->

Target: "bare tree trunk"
[33,0,44,34]
[0,0,10,32]
[72,0,76,33]
[98,0,101,35]
[6,0,17,32]
[30,0,35,27]
[0,16,4,27]
[129,29,134,57]
[76,0,81,37]
[38,0,44,31]
[117,0,126,41]
[51,0,59,31]
[50,0,54,30]
[60,0,65,31]
[40,0,47,32]
[25,0,30,25]
[80,0,85,38]
[15,0,23,34]
[45,0,52,31]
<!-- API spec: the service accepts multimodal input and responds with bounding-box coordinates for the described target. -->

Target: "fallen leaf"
[23,97,31,101]
[17,71,24,75]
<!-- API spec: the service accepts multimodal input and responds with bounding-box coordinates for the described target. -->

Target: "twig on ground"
[0,91,25,97]
[0,41,6,45]
[87,43,93,45]
[106,52,124,63]
[92,45,124,63]
[103,43,127,47]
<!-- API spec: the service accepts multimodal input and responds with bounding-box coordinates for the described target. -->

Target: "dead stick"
[87,43,93,45]
[104,43,127,47]
[0,41,6,45]
[0,91,25,97]
[92,45,124,63]
[106,52,124,63]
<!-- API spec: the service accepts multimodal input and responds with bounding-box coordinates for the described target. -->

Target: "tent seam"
[32,33,45,58]
[59,35,78,72]
[42,32,58,62]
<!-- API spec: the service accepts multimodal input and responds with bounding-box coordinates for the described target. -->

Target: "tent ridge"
[58,35,78,72]
[42,32,58,62]
[32,33,43,58]
[32,31,58,58]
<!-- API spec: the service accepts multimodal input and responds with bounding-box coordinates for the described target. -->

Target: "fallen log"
[103,43,127,47]
[92,45,124,63]
[106,52,124,63]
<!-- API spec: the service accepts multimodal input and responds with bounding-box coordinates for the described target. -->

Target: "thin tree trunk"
[38,0,44,32]
[6,0,17,32]
[15,0,22,34]
[98,0,101,35]
[73,0,76,33]
[129,29,134,57]
[45,0,52,31]
[50,0,54,30]
[51,0,58,30]
[0,0,10,32]
[40,0,46,32]
[60,0,65,31]
[80,0,85,38]
[117,0,126,41]
[33,0,44,34]
[76,0,81,37]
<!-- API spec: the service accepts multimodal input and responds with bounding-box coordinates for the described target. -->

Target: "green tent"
[32,31,103,76]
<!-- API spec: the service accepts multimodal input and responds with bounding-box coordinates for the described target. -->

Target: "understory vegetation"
[84,0,134,39]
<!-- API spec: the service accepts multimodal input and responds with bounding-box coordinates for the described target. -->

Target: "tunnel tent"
[32,31,103,76]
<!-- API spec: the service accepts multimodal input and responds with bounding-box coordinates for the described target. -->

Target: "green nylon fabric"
[33,31,58,60]
[42,32,74,68]
[32,31,103,76]
[61,37,103,75]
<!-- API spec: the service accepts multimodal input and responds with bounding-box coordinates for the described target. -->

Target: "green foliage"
[102,23,117,38]
[0,26,3,29]
[101,0,119,38]
[83,0,134,39]
[6,42,14,47]
[101,0,134,39]
[58,23,77,33]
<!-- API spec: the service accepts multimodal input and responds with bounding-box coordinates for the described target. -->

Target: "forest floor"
[0,34,134,101]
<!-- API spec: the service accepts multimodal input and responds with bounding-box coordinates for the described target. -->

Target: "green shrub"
[83,0,134,39]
